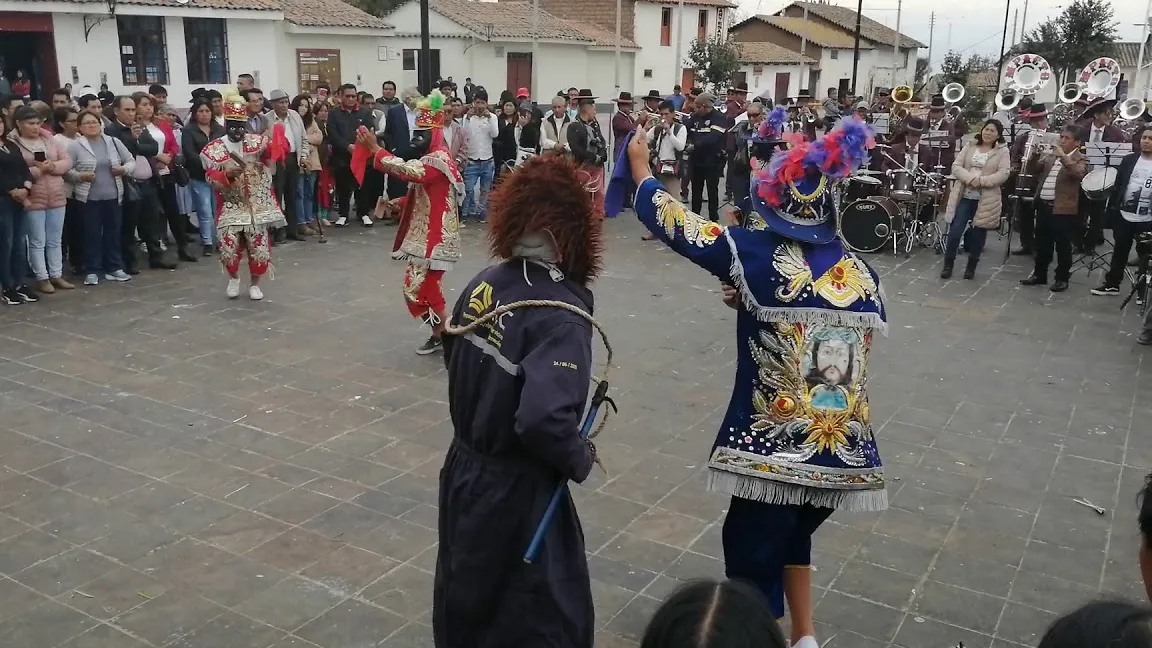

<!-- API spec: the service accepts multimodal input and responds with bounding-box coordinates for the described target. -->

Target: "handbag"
[172,164,190,187]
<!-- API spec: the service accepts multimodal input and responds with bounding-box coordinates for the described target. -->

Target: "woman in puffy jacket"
[8,105,74,295]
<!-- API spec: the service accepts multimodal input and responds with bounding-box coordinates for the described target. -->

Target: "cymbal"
[854,169,883,175]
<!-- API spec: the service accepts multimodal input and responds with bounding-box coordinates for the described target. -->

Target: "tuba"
[1000,53,1052,114]
[891,84,914,120]
[1120,97,1147,121]
[995,89,1020,112]
[942,82,965,121]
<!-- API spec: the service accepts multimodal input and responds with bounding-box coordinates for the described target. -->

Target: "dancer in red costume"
[355,90,463,355]
[200,94,288,300]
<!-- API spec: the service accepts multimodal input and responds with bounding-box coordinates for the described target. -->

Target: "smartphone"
[33,151,46,163]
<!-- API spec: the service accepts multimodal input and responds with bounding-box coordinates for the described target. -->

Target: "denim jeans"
[25,205,66,280]
[296,172,316,225]
[188,179,217,245]
[0,199,28,290]
[81,199,124,274]
[944,198,987,262]
[462,158,495,220]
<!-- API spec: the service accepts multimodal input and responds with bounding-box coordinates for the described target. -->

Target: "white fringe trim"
[392,251,456,272]
[722,230,888,336]
[707,469,889,512]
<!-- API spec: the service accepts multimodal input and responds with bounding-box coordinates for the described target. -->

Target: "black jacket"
[384,103,411,159]
[181,122,225,182]
[327,106,375,166]
[567,118,606,166]
[494,115,518,168]
[105,120,159,159]
[685,107,729,168]
[437,260,595,648]
[1108,152,1142,221]
[0,140,32,205]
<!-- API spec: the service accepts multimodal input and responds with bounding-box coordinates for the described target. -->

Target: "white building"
[382,0,638,101]
[630,0,736,92]
[0,0,393,103]
[734,42,814,104]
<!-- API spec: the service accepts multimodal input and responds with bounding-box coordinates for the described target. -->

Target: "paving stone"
[1,218,1146,646]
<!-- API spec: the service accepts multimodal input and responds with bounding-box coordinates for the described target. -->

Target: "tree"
[685,35,742,93]
[914,57,930,87]
[347,0,406,16]
[1007,0,1116,82]
[964,54,995,74]
[940,51,968,86]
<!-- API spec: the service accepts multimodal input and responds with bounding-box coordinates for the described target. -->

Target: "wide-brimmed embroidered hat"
[414,90,445,129]
[751,119,874,244]
[223,96,247,122]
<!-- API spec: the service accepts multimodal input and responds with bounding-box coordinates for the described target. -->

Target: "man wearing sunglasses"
[326,83,378,227]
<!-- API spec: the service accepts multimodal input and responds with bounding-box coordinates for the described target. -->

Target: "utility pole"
[799,4,809,91]
[926,11,935,73]
[673,0,685,90]
[532,0,539,98]
[1020,0,1029,38]
[892,0,903,86]
[1011,9,1018,46]
[614,0,622,98]
[850,0,863,94]
[418,0,431,93]
[995,0,1010,95]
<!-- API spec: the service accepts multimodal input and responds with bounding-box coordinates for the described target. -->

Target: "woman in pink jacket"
[8,106,74,294]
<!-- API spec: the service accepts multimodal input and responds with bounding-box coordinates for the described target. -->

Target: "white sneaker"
[361,215,374,227]
[320,218,332,227]
[793,637,819,648]
[226,277,241,299]
[105,270,131,282]
[334,216,348,227]
[248,285,264,301]
[84,274,99,286]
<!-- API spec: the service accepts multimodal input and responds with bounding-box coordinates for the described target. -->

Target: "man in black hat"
[724,82,748,117]
[1009,104,1050,255]
[922,94,962,172]
[1076,98,1126,252]
[642,90,663,117]
[871,88,892,112]
[568,89,608,215]
[793,90,824,142]
[884,116,927,173]
[611,91,636,161]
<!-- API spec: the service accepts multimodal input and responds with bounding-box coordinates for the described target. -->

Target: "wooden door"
[731,71,747,87]
[506,53,532,95]
[774,72,790,106]
[681,68,695,91]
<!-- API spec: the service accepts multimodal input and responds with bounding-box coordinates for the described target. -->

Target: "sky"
[736,0,1151,70]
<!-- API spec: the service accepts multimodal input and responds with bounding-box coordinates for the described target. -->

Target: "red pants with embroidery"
[403,263,445,320]
[220,231,271,278]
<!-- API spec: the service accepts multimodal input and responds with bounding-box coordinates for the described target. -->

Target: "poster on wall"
[296,49,341,95]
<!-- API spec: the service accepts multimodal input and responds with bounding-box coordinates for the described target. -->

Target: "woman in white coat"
[941,119,1011,280]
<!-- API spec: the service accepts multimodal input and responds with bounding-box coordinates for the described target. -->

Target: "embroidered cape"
[201,133,287,235]
[633,176,889,512]
[372,148,464,271]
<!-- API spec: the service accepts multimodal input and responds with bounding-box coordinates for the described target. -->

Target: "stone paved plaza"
[0,215,1149,648]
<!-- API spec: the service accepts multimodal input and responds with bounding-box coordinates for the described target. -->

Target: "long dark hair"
[292,94,313,128]
[639,579,787,648]
[975,118,1004,146]
[189,98,214,128]
[1038,601,1152,648]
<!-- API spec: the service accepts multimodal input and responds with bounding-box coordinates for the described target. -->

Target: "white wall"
[52,12,279,101]
[738,62,802,100]
[633,2,723,92]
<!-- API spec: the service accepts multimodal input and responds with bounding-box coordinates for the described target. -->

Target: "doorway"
[506,53,532,95]
[0,13,59,100]
[681,68,695,91]
[774,72,790,106]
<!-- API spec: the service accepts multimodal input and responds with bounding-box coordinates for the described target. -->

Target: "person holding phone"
[8,106,74,295]
[0,115,35,304]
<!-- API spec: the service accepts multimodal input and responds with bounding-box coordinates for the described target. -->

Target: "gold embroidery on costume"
[739,323,874,468]
[397,187,433,260]
[376,155,426,181]
[771,243,878,307]
[404,263,428,304]
[653,190,723,247]
[745,213,768,231]
[432,187,460,261]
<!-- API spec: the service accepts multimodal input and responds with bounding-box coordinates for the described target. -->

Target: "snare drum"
[839,196,902,253]
[889,170,915,201]
[1081,167,1117,202]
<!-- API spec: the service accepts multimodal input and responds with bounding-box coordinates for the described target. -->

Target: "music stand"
[1070,142,1122,277]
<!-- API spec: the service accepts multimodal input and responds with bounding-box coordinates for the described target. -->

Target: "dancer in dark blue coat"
[434,155,603,648]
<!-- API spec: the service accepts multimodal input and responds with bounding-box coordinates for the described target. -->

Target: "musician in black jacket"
[566,90,607,215]
[1093,129,1152,304]
[684,93,730,222]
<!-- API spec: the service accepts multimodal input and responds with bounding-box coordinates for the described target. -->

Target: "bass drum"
[839,197,902,253]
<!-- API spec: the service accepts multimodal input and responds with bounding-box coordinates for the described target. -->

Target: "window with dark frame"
[697,9,707,39]
[830,49,839,60]
[402,49,416,71]
[117,16,169,85]
[184,18,229,85]
[660,7,672,47]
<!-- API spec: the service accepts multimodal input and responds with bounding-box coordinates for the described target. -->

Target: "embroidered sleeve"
[200,139,229,171]
[372,149,426,182]
[633,176,732,279]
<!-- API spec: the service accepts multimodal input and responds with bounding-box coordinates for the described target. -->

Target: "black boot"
[178,245,198,262]
[963,257,978,280]
[148,248,177,270]
[274,227,287,244]
[940,258,954,279]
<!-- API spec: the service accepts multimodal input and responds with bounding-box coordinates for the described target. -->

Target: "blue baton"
[523,380,616,564]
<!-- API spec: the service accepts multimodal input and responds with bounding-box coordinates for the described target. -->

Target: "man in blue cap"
[619,118,889,648]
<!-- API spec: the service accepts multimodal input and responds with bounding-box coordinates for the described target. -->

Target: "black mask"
[409,129,430,157]
[226,122,246,142]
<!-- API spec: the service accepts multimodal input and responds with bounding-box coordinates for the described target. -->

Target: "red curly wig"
[485,156,604,285]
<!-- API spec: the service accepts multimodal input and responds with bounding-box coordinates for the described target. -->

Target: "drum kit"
[836,145,951,255]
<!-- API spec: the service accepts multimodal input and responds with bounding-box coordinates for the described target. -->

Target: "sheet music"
[1083,142,1125,168]
[926,129,951,149]
[870,112,890,135]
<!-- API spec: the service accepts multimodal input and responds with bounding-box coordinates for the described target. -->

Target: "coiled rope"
[443,299,614,440]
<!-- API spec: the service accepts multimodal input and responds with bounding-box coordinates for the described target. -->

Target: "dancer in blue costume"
[616,118,887,648]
